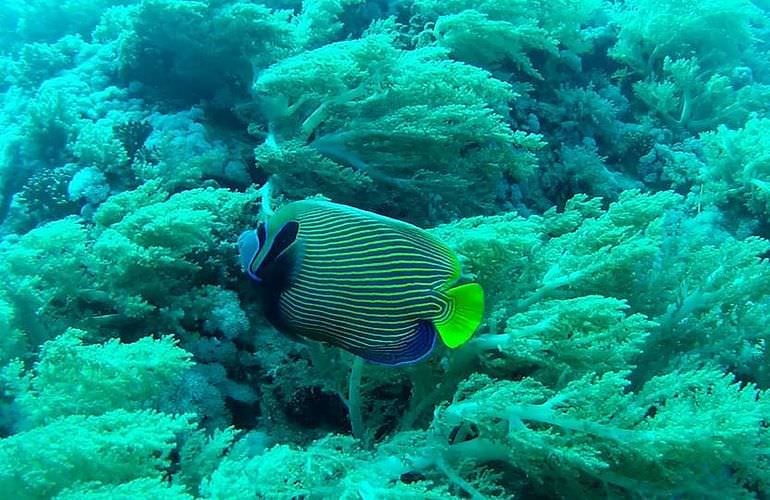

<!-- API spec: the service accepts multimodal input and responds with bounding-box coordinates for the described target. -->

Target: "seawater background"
[1,1,770,498]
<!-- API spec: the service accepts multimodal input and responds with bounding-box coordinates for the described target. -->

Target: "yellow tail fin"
[435,283,484,348]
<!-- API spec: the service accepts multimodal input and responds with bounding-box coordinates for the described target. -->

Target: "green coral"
[433,190,682,316]
[493,296,653,383]
[252,32,543,223]
[293,0,367,49]
[72,119,131,177]
[205,354,770,498]
[0,183,259,355]
[0,330,198,498]
[177,426,239,496]
[698,117,770,218]
[0,410,195,499]
[88,185,259,334]
[434,191,770,380]
[609,0,770,141]
[4,329,192,427]
[13,35,86,87]
[0,217,95,350]
[22,76,86,162]
[433,368,770,497]
[120,0,295,104]
[633,57,770,133]
[412,0,602,78]
[57,479,194,500]
[3,1,770,498]
[609,0,764,75]
[202,433,459,498]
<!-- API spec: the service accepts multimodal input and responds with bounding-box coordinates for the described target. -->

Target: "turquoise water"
[1,0,770,498]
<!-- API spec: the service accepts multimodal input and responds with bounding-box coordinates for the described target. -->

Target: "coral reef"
[1,0,770,498]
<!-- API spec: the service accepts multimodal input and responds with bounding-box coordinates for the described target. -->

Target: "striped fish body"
[239,200,484,366]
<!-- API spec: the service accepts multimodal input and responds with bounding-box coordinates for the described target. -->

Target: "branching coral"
[431,368,770,497]
[412,0,603,78]
[0,410,196,499]
[609,0,764,76]
[134,108,248,191]
[0,182,260,360]
[252,32,543,223]
[698,117,770,219]
[0,217,95,350]
[633,57,770,134]
[3,1,770,498]
[4,329,192,427]
[293,0,369,49]
[420,190,770,422]
[609,0,770,145]
[201,433,462,499]
[201,363,770,498]
[89,184,259,335]
[119,0,295,105]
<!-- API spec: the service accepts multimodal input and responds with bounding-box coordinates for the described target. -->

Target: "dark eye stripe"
[255,221,299,280]
[247,223,269,276]
[257,222,267,248]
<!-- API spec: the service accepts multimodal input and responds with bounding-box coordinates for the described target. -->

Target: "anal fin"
[350,321,437,366]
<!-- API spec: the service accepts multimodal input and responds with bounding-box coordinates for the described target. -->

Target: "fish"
[238,200,484,366]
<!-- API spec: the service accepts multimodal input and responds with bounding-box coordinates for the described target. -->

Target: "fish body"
[238,200,483,366]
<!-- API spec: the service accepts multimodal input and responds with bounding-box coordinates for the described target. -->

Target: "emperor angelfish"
[238,200,484,366]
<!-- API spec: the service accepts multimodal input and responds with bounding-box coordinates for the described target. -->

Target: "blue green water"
[1,1,770,498]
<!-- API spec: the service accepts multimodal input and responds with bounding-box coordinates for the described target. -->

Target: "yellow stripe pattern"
[276,203,459,355]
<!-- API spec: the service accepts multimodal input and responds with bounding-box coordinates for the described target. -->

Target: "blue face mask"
[238,223,266,281]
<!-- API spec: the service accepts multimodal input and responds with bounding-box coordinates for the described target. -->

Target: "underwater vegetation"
[1,0,770,498]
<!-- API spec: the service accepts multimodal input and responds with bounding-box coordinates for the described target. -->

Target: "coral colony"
[1,1,770,498]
